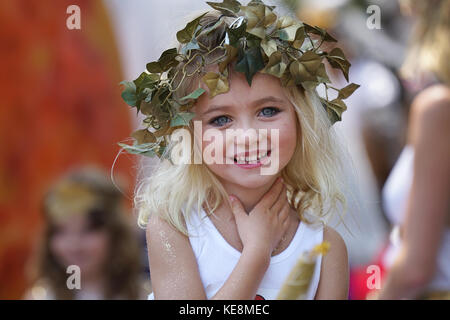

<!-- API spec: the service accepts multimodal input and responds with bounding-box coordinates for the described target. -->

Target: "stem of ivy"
[314,37,325,53]
[306,34,314,49]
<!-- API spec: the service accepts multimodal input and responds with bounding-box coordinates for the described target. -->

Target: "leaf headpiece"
[119,0,359,159]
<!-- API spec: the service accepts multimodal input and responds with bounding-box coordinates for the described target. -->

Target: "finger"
[255,177,284,211]
[278,201,291,222]
[282,216,290,232]
[270,184,288,213]
[229,195,247,221]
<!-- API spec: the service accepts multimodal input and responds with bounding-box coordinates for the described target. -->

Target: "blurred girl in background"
[25,167,146,299]
[379,0,450,299]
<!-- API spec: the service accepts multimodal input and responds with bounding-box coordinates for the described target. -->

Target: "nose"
[227,118,269,156]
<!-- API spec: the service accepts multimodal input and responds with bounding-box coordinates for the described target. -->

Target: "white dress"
[382,145,450,291]
[148,206,324,300]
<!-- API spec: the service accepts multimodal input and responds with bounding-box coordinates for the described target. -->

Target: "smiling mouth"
[233,150,271,165]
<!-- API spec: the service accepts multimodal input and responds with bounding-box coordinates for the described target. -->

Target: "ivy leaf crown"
[119,0,360,159]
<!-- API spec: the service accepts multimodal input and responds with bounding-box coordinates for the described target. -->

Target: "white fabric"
[382,145,450,291]
[149,206,324,300]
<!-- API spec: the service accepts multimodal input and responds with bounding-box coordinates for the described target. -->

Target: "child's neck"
[221,177,280,213]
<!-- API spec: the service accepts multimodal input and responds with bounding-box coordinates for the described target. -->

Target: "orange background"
[0,0,135,299]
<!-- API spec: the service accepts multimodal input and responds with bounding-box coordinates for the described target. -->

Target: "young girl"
[25,167,146,300]
[124,0,358,300]
[379,0,450,300]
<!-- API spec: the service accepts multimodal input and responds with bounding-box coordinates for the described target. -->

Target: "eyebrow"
[202,96,286,116]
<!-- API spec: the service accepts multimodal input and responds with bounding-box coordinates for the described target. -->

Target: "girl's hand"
[229,177,291,257]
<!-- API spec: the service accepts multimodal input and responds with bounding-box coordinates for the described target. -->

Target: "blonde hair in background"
[400,0,450,85]
[134,10,352,236]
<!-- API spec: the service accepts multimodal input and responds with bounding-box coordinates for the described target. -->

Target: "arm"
[146,215,206,299]
[314,226,349,299]
[147,216,272,300]
[148,177,290,300]
[378,85,450,299]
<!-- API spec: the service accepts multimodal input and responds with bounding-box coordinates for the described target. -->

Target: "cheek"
[81,231,109,258]
[50,233,70,261]
[263,109,298,171]
[276,116,298,163]
[201,133,230,176]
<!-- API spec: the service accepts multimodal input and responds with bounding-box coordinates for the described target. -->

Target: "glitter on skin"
[159,229,176,260]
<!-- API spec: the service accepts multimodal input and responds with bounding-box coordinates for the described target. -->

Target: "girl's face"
[49,213,109,278]
[193,69,299,189]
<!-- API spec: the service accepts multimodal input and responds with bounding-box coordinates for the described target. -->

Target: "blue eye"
[259,107,281,117]
[209,115,232,127]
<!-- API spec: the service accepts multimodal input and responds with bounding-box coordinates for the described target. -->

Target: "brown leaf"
[202,72,230,97]
[338,83,360,100]
[132,129,156,145]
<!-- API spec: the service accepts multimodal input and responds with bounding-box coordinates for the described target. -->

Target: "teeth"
[258,151,268,159]
[234,151,269,164]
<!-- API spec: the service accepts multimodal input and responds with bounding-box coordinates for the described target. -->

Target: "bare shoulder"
[409,84,450,147]
[413,84,450,111]
[323,226,348,267]
[410,85,450,137]
[323,226,346,249]
[314,226,349,299]
[146,213,206,299]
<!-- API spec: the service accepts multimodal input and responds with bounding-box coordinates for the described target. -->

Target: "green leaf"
[247,0,275,10]
[196,16,227,43]
[278,24,302,42]
[176,12,207,43]
[316,63,331,83]
[260,38,278,58]
[241,3,277,39]
[146,48,179,73]
[235,46,265,86]
[226,21,247,47]
[327,47,347,62]
[262,51,286,78]
[148,89,171,124]
[153,124,169,138]
[131,129,157,145]
[140,101,153,116]
[219,44,238,73]
[133,72,159,89]
[206,0,241,16]
[321,98,347,125]
[170,112,196,127]
[276,16,296,29]
[299,51,321,73]
[118,142,158,157]
[338,83,360,100]
[289,51,322,85]
[326,47,350,81]
[144,90,153,103]
[119,81,137,107]
[289,60,316,83]
[202,72,230,97]
[181,38,200,55]
[292,27,306,49]
[304,23,337,42]
[180,88,206,101]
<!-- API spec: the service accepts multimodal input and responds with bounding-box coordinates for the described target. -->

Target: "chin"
[211,165,281,189]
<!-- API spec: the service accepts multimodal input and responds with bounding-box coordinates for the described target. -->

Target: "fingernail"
[229,195,235,202]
